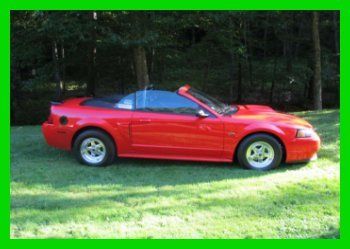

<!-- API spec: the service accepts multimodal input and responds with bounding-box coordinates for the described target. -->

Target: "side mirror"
[196,109,209,118]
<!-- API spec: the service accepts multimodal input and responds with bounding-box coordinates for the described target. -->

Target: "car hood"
[231,105,313,128]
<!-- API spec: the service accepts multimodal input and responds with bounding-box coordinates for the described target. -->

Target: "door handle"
[137,119,151,124]
[199,124,212,131]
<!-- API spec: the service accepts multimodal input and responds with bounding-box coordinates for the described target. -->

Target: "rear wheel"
[237,134,283,170]
[73,130,115,167]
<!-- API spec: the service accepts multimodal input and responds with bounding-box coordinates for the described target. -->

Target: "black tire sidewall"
[73,130,115,167]
[237,134,283,170]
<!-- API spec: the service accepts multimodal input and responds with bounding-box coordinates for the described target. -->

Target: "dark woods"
[11,11,339,125]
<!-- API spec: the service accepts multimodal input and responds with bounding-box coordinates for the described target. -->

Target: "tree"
[133,46,150,87]
[116,12,156,89]
[86,11,98,96]
[269,56,278,104]
[311,12,322,110]
[10,11,340,125]
[52,40,64,99]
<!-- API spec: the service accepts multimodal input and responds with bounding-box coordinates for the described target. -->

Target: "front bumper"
[285,133,321,163]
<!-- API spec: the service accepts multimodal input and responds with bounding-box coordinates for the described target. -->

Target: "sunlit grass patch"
[10,109,339,238]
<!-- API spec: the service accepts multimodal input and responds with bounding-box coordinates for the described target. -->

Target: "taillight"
[47,101,61,124]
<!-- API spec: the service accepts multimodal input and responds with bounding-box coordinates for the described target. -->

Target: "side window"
[114,93,135,110]
[136,90,199,115]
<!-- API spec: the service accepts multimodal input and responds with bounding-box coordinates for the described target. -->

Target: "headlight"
[296,129,313,138]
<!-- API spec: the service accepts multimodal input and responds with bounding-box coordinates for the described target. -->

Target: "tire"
[73,129,115,167]
[237,133,283,170]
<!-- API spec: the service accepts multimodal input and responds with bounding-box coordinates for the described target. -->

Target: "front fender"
[223,122,287,161]
[239,122,286,139]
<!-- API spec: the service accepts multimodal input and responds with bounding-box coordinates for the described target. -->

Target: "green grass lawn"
[10,110,340,238]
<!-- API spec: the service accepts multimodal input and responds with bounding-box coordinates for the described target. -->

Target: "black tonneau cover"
[81,94,125,109]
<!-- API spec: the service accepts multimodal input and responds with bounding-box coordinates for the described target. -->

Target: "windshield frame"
[186,88,228,115]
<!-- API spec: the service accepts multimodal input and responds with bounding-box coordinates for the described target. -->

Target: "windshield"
[188,88,231,115]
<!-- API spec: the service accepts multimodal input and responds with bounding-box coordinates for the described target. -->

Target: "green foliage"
[10,109,339,238]
[11,11,339,125]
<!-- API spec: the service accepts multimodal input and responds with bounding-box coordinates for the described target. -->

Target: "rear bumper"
[285,134,321,163]
[42,122,72,150]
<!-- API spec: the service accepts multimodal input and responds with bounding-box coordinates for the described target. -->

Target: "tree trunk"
[284,37,292,73]
[11,61,21,125]
[306,56,314,100]
[333,11,339,55]
[243,20,254,86]
[263,21,268,59]
[191,28,196,45]
[202,47,211,92]
[149,47,156,82]
[60,43,66,96]
[86,11,97,96]
[311,12,322,110]
[294,19,304,57]
[52,40,63,100]
[86,46,97,96]
[247,56,253,87]
[333,11,340,104]
[236,55,242,102]
[269,56,278,104]
[133,46,150,89]
[228,52,235,101]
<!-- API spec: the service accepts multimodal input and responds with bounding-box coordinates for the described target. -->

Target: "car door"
[130,90,224,159]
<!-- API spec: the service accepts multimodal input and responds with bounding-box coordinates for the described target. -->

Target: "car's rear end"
[42,98,89,150]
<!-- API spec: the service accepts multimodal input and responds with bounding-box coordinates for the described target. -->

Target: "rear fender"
[73,119,129,154]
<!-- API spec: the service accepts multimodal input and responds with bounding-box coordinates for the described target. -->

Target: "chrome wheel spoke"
[248,155,255,161]
[80,138,106,164]
[246,141,275,168]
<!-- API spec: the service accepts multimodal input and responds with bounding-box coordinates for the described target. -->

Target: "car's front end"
[284,126,321,163]
[231,105,321,163]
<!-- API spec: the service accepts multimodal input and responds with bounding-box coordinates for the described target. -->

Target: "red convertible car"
[42,85,320,170]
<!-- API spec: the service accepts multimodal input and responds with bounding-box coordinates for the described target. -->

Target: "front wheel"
[73,129,115,167]
[237,134,283,170]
